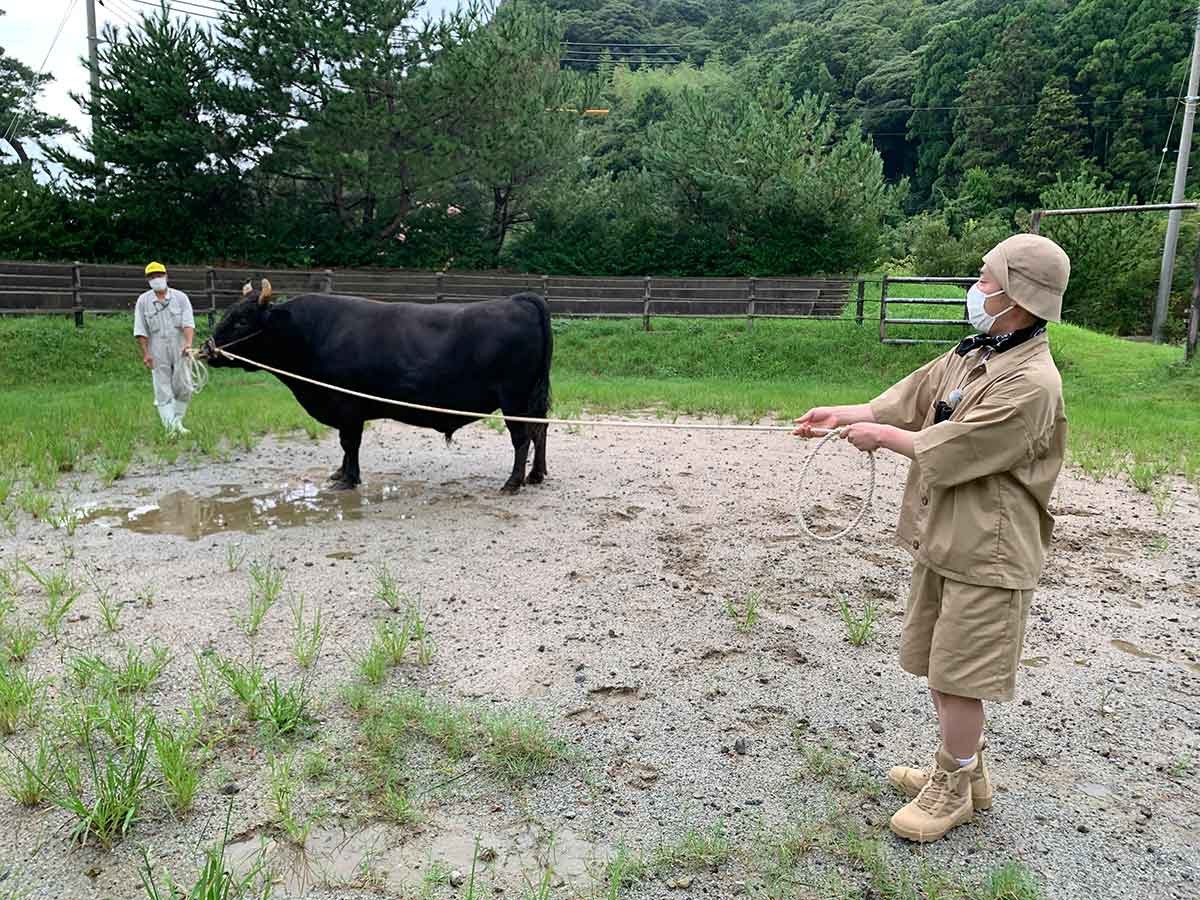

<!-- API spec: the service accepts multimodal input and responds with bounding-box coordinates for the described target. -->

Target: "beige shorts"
[900,564,1033,702]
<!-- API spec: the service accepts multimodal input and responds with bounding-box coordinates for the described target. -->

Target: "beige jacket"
[869,333,1066,589]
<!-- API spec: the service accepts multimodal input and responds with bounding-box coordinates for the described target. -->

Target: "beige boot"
[887,738,993,811]
[889,748,975,843]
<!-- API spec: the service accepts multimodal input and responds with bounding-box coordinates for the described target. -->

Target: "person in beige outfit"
[794,233,1070,843]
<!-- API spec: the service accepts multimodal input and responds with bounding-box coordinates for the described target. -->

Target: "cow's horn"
[260,278,273,304]
[242,281,252,296]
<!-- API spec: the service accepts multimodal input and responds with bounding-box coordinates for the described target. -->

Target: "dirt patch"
[1,416,1198,899]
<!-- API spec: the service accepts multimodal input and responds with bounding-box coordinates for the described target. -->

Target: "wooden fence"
[0,261,855,330]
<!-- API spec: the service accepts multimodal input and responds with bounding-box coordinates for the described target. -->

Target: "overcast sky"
[1,0,466,158]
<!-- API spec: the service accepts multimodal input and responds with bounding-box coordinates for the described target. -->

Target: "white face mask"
[149,277,167,293]
[966,284,1013,334]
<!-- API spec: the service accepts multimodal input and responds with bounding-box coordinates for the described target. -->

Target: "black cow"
[202,279,552,493]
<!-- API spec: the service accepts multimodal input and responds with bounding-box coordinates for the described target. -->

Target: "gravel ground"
[0,415,1197,899]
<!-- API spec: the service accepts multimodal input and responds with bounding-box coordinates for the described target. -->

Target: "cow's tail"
[517,292,553,418]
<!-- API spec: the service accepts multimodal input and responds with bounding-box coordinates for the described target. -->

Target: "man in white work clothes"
[134,261,195,435]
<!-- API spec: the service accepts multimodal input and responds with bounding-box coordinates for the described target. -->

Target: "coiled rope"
[183,350,210,395]
[792,427,877,543]
[186,348,876,540]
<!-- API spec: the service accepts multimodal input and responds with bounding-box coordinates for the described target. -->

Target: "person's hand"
[142,353,154,369]
[793,407,840,437]
[842,422,888,453]
[181,346,192,359]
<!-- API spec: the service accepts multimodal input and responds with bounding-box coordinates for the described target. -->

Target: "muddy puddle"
[1109,639,1200,673]
[225,814,609,894]
[78,478,435,540]
[1110,639,1162,661]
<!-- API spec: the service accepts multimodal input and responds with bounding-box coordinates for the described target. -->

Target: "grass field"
[1,285,1197,505]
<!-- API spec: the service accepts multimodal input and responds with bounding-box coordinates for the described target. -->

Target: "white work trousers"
[150,336,193,429]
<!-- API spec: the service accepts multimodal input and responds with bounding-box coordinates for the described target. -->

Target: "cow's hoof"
[526,470,546,485]
[329,479,358,492]
[500,481,522,495]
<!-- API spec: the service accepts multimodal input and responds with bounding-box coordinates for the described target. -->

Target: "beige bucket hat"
[982,234,1071,323]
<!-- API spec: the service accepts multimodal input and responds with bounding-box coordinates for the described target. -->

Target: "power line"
[3,0,81,147]
[169,0,229,16]
[109,0,146,23]
[123,0,222,20]
[99,0,138,28]
[129,0,230,14]
[841,96,1175,114]
[561,55,686,64]
[1154,66,1191,200]
[561,40,693,48]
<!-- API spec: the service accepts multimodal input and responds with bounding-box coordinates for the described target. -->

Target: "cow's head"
[202,278,274,366]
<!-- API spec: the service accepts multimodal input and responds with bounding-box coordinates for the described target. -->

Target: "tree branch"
[3,136,29,166]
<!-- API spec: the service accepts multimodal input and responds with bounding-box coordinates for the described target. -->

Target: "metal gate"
[878,275,973,345]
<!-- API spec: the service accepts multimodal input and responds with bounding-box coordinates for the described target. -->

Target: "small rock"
[869,721,885,734]
[450,870,466,888]
[574,673,586,684]
[220,783,240,796]
[1077,824,1090,834]
[734,737,749,755]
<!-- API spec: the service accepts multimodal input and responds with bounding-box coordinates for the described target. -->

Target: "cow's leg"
[331,422,364,490]
[501,420,531,494]
[526,423,548,485]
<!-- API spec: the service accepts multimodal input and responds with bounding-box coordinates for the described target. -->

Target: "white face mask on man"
[149,277,168,293]
[966,284,1013,334]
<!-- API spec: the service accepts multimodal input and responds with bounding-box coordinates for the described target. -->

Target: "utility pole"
[1154,3,1200,343]
[86,0,102,170]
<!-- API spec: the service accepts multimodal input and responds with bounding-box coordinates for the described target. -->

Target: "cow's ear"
[259,278,273,305]
[242,282,252,297]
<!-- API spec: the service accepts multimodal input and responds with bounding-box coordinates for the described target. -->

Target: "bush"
[909,212,1012,278]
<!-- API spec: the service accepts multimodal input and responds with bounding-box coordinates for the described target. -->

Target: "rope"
[793,427,876,543]
[206,347,799,432]
[191,348,876,538]
[183,351,210,394]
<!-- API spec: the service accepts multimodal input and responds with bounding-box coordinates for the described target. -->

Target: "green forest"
[0,0,1195,334]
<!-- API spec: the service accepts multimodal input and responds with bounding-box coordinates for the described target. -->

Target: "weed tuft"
[153,719,201,815]
[51,713,155,847]
[838,595,878,647]
[268,754,315,845]
[373,563,404,612]
[290,595,324,669]
[20,561,81,638]
[259,679,314,739]
[1,732,56,806]
[213,655,265,719]
[725,593,760,633]
[2,624,38,663]
[0,661,41,734]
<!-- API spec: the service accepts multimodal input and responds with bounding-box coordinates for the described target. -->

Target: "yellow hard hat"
[144,261,167,276]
